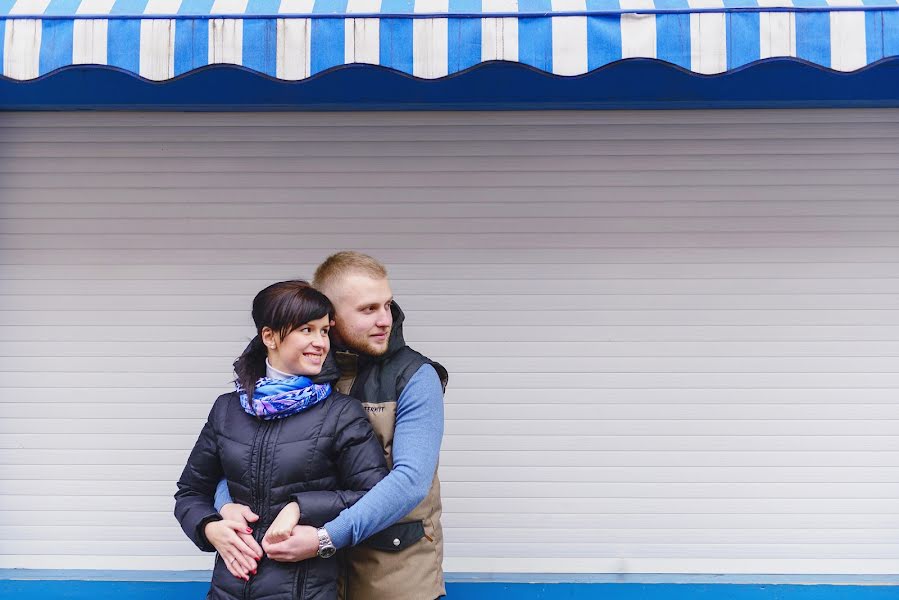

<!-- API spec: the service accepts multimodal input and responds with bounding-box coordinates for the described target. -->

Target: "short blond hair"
[313,251,388,294]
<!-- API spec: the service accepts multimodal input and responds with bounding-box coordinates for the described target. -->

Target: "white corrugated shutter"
[1,110,898,574]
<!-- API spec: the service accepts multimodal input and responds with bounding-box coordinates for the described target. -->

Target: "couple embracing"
[175,252,448,600]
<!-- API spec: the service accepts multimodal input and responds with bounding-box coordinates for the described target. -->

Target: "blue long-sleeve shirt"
[214,363,444,549]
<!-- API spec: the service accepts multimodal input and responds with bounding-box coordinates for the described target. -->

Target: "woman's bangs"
[275,291,332,340]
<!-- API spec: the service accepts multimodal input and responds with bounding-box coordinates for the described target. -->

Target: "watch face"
[319,546,337,559]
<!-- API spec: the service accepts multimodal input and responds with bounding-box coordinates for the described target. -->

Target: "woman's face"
[263,315,331,377]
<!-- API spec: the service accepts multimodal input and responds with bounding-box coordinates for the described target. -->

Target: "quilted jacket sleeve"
[293,398,388,527]
[174,396,226,552]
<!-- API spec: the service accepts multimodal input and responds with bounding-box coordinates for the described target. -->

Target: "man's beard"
[338,329,391,357]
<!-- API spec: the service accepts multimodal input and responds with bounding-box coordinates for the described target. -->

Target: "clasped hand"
[205,502,320,580]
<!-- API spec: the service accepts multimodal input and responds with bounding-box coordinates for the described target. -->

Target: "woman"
[175,280,388,600]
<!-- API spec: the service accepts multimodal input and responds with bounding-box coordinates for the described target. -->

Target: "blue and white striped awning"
[2,0,899,81]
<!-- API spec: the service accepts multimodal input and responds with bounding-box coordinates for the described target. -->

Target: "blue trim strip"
[3,58,899,110]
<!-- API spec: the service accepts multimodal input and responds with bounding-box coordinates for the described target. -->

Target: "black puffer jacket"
[174,385,388,600]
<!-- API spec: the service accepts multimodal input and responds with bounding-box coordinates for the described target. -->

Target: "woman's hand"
[204,519,261,581]
[264,502,301,545]
[219,503,263,560]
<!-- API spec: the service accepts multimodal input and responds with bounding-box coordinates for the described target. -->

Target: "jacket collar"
[310,348,342,384]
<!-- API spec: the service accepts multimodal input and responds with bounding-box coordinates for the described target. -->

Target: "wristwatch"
[317,528,337,559]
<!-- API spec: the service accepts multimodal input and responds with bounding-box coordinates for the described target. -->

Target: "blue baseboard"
[1,577,897,599]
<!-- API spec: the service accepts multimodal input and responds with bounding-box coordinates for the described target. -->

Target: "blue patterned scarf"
[237,376,331,420]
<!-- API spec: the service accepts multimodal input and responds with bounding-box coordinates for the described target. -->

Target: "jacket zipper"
[244,419,273,600]
[255,420,273,523]
[292,560,307,600]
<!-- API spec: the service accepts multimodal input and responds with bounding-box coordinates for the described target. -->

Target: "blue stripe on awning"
[312,0,348,74]
[795,2,830,69]
[586,0,621,70]
[448,0,482,73]
[242,18,278,77]
[655,0,690,71]
[885,11,899,57]
[380,0,414,75]
[518,0,553,73]
[175,0,214,76]
[0,12,5,70]
[106,0,147,76]
[44,0,78,14]
[3,0,899,81]
[725,0,759,70]
[38,18,73,75]
[864,7,882,65]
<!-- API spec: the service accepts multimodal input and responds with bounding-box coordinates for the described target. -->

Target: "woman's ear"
[260,327,277,350]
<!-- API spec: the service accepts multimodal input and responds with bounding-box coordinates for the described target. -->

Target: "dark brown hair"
[233,280,333,399]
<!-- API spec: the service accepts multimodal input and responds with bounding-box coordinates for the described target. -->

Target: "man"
[215,251,448,600]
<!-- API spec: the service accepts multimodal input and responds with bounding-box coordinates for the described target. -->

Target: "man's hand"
[204,520,259,580]
[220,503,263,565]
[263,525,319,562]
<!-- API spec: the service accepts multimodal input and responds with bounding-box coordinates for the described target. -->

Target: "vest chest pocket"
[361,521,425,552]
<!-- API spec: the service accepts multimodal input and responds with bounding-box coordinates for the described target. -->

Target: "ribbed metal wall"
[1,110,898,574]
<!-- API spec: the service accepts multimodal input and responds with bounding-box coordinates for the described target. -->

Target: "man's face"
[329,274,394,357]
